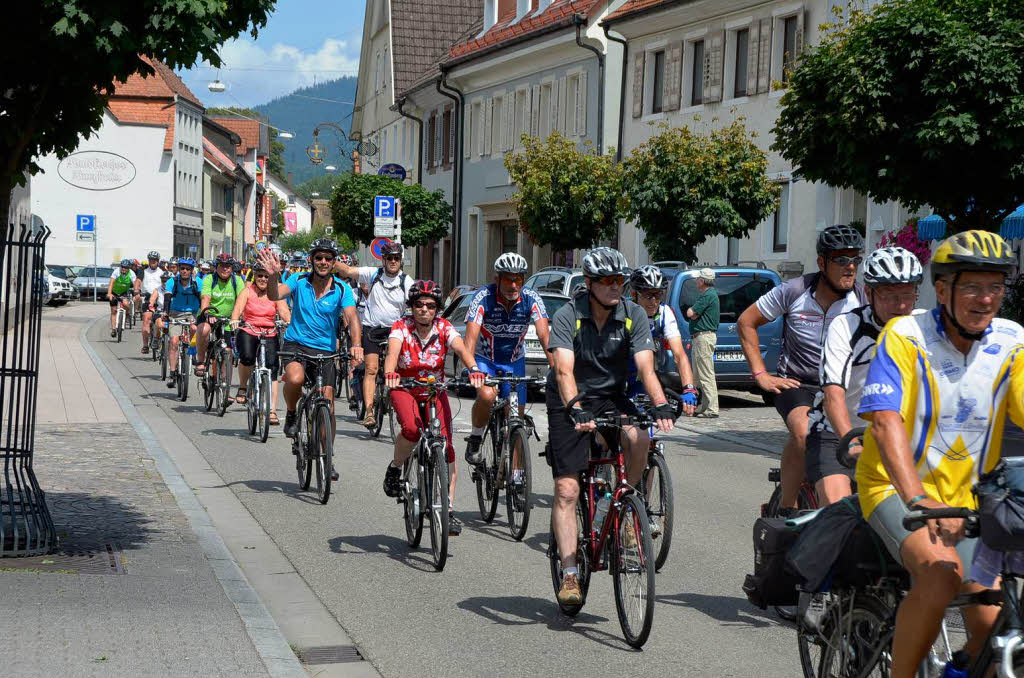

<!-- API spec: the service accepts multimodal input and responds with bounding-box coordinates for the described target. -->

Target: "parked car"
[525,266,585,298]
[46,273,77,306]
[659,263,783,405]
[46,264,77,282]
[73,266,115,299]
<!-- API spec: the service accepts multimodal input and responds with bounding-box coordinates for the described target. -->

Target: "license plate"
[715,351,745,362]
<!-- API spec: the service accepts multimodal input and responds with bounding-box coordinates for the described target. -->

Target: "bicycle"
[111,294,128,342]
[168,315,195,402]
[763,461,819,622]
[369,340,395,440]
[543,406,658,649]
[394,376,454,572]
[472,374,543,541]
[159,323,170,381]
[200,317,232,417]
[280,350,341,505]
[240,321,284,444]
[634,393,679,572]
[126,295,136,329]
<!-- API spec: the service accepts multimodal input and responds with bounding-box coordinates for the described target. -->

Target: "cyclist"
[381,280,485,537]
[106,258,137,337]
[546,247,677,605]
[195,253,244,377]
[805,247,923,506]
[136,251,165,355]
[463,253,552,466]
[165,257,178,280]
[626,265,699,415]
[737,224,866,511]
[230,260,290,423]
[857,231,1024,677]
[259,240,363,457]
[197,260,212,287]
[333,242,413,430]
[158,257,201,388]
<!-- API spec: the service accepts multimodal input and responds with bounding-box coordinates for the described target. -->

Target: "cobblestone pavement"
[0,422,268,677]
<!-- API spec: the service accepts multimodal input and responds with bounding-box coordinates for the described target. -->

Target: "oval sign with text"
[377,163,407,181]
[58,151,137,191]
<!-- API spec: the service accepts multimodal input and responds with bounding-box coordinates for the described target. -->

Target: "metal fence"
[1,222,56,556]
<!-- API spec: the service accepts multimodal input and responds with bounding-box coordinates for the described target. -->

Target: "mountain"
[254,77,357,186]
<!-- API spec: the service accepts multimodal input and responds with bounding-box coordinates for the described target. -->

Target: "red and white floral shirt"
[389,316,460,380]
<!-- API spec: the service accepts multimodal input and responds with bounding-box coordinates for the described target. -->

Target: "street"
[83,305,796,676]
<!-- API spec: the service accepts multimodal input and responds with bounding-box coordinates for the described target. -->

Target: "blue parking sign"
[76,214,95,232]
[374,196,396,220]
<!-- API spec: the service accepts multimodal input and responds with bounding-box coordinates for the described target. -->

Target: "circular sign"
[377,163,407,181]
[57,151,136,191]
[370,237,393,261]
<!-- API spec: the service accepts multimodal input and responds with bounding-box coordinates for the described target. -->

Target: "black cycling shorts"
[108,294,128,307]
[545,390,639,479]
[774,384,818,422]
[236,331,280,379]
[804,429,855,485]
[361,326,392,355]
[280,340,336,389]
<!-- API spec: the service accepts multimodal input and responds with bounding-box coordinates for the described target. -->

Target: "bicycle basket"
[975,457,1024,552]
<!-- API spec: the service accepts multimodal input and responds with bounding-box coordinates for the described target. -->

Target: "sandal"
[235,388,247,404]
[194,363,207,377]
[269,412,280,426]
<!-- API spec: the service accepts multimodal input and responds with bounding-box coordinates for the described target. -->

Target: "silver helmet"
[863,247,924,288]
[494,252,528,275]
[629,265,665,291]
[581,247,629,278]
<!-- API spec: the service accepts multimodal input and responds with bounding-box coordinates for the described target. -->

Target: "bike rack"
[0,223,57,556]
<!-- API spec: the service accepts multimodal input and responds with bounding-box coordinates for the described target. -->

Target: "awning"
[916,213,947,241]
[999,205,1024,241]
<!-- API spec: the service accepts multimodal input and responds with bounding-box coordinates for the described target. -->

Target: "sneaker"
[622,518,639,549]
[362,413,376,430]
[141,345,149,354]
[649,514,663,538]
[802,592,832,631]
[110,329,116,338]
[283,411,298,438]
[166,372,177,389]
[448,512,462,536]
[464,434,483,464]
[383,464,402,498]
[697,412,720,419]
[557,574,583,606]
[330,467,339,482]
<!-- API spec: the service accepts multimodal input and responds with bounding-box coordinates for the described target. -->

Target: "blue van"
[656,263,783,405]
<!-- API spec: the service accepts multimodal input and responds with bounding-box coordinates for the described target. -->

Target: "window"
[677,274,775,323]
[502,223,518,252]
[442,109,452,166]
[287,194,295,206]
[734,29,749,98]
[782,16,798,83]
[773,183,790,252]
[491,96,503,152]
[690,40,705,106]
[651,50,666,113]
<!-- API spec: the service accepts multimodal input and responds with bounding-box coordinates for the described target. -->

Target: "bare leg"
[553,476,581,567]
[780,406,810,508]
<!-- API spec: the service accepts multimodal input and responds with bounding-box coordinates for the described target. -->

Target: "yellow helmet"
[930,229,1014,282]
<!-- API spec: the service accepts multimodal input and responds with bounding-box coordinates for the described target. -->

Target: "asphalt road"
[91,319,798,677]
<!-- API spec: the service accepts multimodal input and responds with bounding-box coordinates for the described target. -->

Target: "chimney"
[287,171,293,186]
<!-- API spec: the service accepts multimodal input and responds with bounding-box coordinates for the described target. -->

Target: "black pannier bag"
[743,516,802,609]
[975,457,1024,552]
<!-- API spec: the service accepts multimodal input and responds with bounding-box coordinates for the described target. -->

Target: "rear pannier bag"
[743,516,801,609]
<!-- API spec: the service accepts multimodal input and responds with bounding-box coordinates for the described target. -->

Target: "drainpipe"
[437,71,465,286]
[393,97,423,185]
[574,14,605,155]
[602,25,629,163]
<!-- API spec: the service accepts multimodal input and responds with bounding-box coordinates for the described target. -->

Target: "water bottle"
[940,650,970,678]
[593,493,612,528]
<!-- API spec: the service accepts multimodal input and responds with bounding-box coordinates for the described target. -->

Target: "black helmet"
[816,225,864,256]
[309,238,339,258]
[381,241,404,258]
[251,260,268,273]
[147,250,160,261]
[582,247,630,278]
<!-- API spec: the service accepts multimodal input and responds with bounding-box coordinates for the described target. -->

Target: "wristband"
[752,370,767,378]
[905,493,930,510]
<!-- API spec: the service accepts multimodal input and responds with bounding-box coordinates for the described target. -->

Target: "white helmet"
[494,252,528,275]
[629,265,665,290]
[582,247,630,278]
[863,247,924,288]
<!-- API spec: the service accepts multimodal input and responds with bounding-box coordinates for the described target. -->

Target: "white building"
[33,57,206,264]
[265,172,314,234]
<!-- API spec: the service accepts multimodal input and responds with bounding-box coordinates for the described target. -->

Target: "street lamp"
[208,79,226,93]
[278,131,294,140]
[311,192,320,197]
[325,165,337,172]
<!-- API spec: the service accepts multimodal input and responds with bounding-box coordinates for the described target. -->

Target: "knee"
[554,478,579,505]
[364,361,379,376]
[479,386,497,404]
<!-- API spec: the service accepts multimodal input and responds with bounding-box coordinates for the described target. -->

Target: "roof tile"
[448,0,605,61]
[603,0,677,23]
[392,0,482,96]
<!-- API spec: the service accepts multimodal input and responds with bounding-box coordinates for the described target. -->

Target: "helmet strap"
[941,271,986,342]
[588,288,617,312]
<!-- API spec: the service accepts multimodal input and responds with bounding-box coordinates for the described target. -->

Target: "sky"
[177,0,365,108]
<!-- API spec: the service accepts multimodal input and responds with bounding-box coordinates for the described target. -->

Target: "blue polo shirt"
[283,274,355,351]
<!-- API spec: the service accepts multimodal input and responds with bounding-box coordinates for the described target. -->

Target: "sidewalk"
[0,305,300,677]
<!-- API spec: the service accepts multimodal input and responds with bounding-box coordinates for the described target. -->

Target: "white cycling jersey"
[140,266,165,295]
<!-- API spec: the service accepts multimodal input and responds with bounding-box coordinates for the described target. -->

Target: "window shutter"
[704,31,725,103]
[576,71,587,136]
[483,98,492,155]
[558,77,567,132]
[664,42,682,112]
[794,8,806,63]
[497,97,507,152]
[463,106,472,159]
[551,81,560,134]
[434,112,443,166]
[746,20,760,97]
[506,95,516,150]
[531,84,541,137]
[631,52,645,118]
[757,18,772,93]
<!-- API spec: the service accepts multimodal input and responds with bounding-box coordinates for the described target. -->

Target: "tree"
[621,120,780,262]
[3,1,275,220]
[297,174,344,202]
[504,133,623,251]
[277,224,354,256]
[328,172,451,247]
[772,0,1024,230]
[208,106,285,177]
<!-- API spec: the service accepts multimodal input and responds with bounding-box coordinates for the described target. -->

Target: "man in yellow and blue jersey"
[856,230,1024,677]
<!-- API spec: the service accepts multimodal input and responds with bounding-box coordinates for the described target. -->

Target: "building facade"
[208,115,271,249]
[265,172,314,235]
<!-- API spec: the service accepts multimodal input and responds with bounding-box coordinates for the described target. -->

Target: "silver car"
[73,266,115,299]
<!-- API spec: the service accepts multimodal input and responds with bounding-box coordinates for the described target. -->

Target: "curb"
[677,424,781,456]
[79,317,308,678]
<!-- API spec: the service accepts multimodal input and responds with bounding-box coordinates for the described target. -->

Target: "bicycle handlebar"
[169,316,196,326]
[481,374,546,387]
[278,350,345,363]
[902,506,980,536]
[836,427,867,470]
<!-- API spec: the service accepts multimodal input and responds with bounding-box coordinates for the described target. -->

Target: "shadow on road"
[655,591,781,628]
[328,533,438,572]
[216,479,324,505]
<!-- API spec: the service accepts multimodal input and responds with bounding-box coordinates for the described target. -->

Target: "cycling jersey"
[200,274,244,318]
[282,274,355,352]
[465,284,548,363]
[388,316,459,380]
[140,266,165,296]
[755,273,866,385]
[109,269,136,295]
[357,266,413,328]
[626,304,682,395]
[164,276,201,314]
[856,308,1024,518]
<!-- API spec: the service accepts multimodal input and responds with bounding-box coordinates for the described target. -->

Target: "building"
[207,114,272,249]
[264,172,314,235]
[202,118,253,258]
[602,0,911,279]
[33,57,206,264]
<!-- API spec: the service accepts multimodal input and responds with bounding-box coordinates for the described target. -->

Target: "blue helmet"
[178,257,196,268]
[120,258,132,268]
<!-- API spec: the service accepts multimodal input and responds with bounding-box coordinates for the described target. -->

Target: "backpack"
[170,275,199,299]
[371,267,408,293]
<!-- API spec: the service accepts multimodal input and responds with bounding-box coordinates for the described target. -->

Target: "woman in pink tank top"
[231,262,291,421]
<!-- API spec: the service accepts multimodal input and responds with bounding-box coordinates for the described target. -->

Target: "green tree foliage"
[3,1,275,218]
[504,133,624,251]
[621,120,779,262]
[772,0,1024,230]
[277,224,354,256]
[208,106,285,176]
[297,174,344,202]
[328,172,451,247]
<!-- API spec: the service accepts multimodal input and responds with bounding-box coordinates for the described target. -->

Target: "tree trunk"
[0,172,13,229]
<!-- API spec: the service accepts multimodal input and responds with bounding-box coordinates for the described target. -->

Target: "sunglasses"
[501,274,526,284]
[412,301,437,310]
[384,255,402,262]
[829,255,864,267]
[594,275,626,287]
[638,290,664,301]
[313,254,335,262]
[254,273,270,278]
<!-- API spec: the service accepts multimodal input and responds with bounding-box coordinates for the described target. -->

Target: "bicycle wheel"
[258,372,271,444]
[160,336,169,381]
[387,399,397,443]
[179,351,190,402]
[296,406,313,490]
[371,379,386,438]
[116,311,123,343]
[246,372,258,435]
[403,452,424,547]
[341,360,351,402]
[313,404,333,505]
[643,451,674,571]
[505,425,531,541]
[814,593,894,678]
[549,495,591,617]
[612,492,656,649]
[216,353,230,417]
[475,420,500,523]
[203,361,215,411]
[425,441,449,571]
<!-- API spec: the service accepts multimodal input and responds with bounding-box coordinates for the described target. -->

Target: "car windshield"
[677,273,776,324]
[78,267,114,278]
[542,296,570,318]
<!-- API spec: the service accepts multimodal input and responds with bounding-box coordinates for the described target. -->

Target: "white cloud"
[180,37,360,108]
